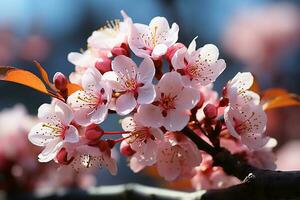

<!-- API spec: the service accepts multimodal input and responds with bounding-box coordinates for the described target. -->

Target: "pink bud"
[53,72,68,90]
[165,43,185,63]
[120,141,135,156]
[95,57,112,74]
[85,124,103,141]
[203,104,218,119]
[56,148,70,165]
[111,43,130,57]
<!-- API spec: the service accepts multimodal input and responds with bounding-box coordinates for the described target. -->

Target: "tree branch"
[182,126,300,199]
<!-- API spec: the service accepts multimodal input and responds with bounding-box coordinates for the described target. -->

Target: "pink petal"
[130,157,145,173]
[137,84,156,104]
[187,37,198,54]
[137,57,155,84]
[171,47,187,70]
[136,104,163,128]
[121,116,135,132]
[112,55,137,79]
[156,72,184,96]
[90,105,108,124]
[54,100,74,125]
[38,138,63,162]
[64,125,79,143]
[163,109,190,131]
[224,106,241,138]
[176,87,200,110]
[241,133,269,150]
[81,67,103,92]
[102,71,124,92]
[116,93,137,115]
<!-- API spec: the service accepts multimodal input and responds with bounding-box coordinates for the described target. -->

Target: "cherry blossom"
[67,67,111,126]
[224,103,268,149]
[226,72,260,106]
[156,132,201,181]
[136,72,199,131]
[103,55,156,115]
[28,100,79,162]
[128,16,179,59]
[121,115,164,172]
[67,144,117,175]
[171,37,226,88]
[87,10,131,55]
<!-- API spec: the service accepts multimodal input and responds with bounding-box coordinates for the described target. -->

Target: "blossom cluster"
[28,11,276,190]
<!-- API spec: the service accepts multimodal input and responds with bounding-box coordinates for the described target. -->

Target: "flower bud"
[111,43,130,57]
[120,141,135,156]
[218,97,229,107]
[53,72,68,91]
[165,43,185,63]
[95,57,112,74]
[98,140,110,152]
[85,124,104,141]
[203,104,218,119]
[56,148,71,165]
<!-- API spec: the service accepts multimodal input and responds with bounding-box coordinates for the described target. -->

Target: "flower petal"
[156,72,184,96]
[116,93,137,115]
[171,47,187,70]
[90,105,108,124]
[200,44,219,63]
[163,109,190,131]
[38,138,63,162]
[64,125,79,143]
[121,116,135,132]
[82,67,103,92]
[55,100,74,125]
[112,55,137,79]
[137,57,155,84]
[176,87,200,110]
[137,84,156,104]
[136,104,163,128]
[152,44,168,59]
[28,122,57,146]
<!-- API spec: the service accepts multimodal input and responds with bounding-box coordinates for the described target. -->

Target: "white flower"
[88,10,131,53]
[103,55,156,115]
[171,37,226,88]
[226,72,260,106]
[67,67,111,126]
[28,100,79,162]
[129,16,179,59]
[136,72,200,131]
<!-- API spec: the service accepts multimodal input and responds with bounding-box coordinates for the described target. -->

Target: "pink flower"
[128,16,179,59]
[103,55,156,115]
[156,132,201,181]
[226,72,260,106]
[191,153,240,190]
[121,115,164,172]
[171,38,226,88]
[136,72,199,131]
[224,104,268,150]
[28,100,79,162]
[87,10,131,54]
[67,67,111,126]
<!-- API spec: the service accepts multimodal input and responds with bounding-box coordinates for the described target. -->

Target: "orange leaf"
[261,88,289,102]
[34,60,57,91]
[0,66,59,98]
[66,83,82,96]
[263,94,300,111]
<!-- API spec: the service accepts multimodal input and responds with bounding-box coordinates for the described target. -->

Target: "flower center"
[159,93,176,111]
[186,64,201,78]
[124,79,137,91]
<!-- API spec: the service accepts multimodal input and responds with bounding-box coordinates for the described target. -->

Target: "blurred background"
[0,0,299,198]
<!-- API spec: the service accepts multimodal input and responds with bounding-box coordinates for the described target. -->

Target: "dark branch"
[182,126,300,199]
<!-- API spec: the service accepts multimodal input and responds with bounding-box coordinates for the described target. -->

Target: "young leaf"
[34,61,57,91]
[0,66,59,98]
[263,93,300,111]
